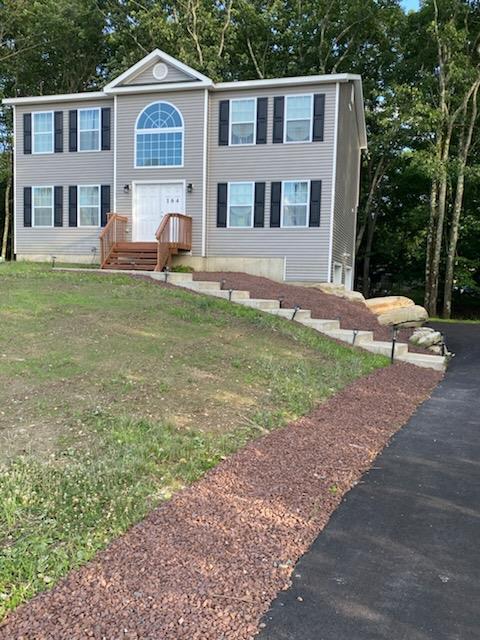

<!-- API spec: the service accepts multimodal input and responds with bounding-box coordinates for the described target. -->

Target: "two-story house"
[3,49,366,285]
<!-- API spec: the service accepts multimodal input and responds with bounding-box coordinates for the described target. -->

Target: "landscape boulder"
[310,283,366,304]
[409,327,443,348]
[365,295,415,316]
[377,304,429,327]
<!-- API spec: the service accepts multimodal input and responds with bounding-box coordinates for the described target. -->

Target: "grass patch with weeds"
[0,262,387,619]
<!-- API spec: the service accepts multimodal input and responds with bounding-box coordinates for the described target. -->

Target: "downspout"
[328,82,340,282]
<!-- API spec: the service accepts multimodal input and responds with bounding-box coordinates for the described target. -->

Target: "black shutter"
[270,182,281,227]
[256,98,268,144]
[23,114,32,154]
[101,108,111,150]
[309,180,322,227]
[23,187,32,227]
[218,100,230,146]
[101,185,110,227]
[54,186,63,227]
[217,183,228,227]
[69,110,77,152]
[272,97,284,144]
[54,111,63,153]
[254,182,265,227]
[69,186,77,226]
[313,94,325,142]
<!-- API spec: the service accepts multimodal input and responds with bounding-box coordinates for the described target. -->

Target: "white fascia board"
[106,80,213,95]
[2,91,108,106]
[104,48,212,91]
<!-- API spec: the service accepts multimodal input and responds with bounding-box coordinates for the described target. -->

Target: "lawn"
[0,263,386,619]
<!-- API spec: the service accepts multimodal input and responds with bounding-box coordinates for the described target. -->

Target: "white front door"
[133,182,185,241]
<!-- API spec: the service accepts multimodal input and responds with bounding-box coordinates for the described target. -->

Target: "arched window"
[135,102,184,167]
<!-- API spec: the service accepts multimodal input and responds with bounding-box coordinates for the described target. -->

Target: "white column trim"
[113,95,117,212]
[13,105,17,256]
[201,88,208,256]
[327,82,340,282]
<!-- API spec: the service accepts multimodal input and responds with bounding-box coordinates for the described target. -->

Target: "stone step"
[237,298,280,310]
[202,289,251,301]
[150,272,194,283]
[397,352,446,371]
[267,308,312,321]
[176,280,222,291]
[361,340,408,357]
[323,329,374,345]
[296,318,341,332]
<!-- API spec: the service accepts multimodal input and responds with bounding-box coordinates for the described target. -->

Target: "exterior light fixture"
[123,184,130,193]
[187,183,193,193]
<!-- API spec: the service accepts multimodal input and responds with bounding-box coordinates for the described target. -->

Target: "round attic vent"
[153,62,168,81]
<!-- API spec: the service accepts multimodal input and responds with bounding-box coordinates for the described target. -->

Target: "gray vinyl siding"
[122,61,198,86]
[14,99,114,257]
[115,90,205,255]
[206,84,337,282]
[332,82,360,277]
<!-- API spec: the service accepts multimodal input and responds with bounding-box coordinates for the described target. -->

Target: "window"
[32,186,53,226]
[136,102,183,167]
[78,185,100,227]
[78,108,100,151]
[285,95,313,143]
[228,182,254,227]
[230,99,256,145]
[32,112,53,153]
[281,181,309,227]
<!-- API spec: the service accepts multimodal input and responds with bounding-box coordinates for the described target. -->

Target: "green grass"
[0,262,387,619]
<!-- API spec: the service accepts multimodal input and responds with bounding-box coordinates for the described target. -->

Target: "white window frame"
[32,111,54,154]
[78,107,101,152]
[229,97,257,146]
[284,94,313,144]
[134,100,184,169]
[280,180,311,228]
[77,184,101,228]
[227,181,255,229]
[32,185,54,227]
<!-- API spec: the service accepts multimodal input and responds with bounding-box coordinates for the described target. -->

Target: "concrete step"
[323,329,374,345]
[296,318,341,332]
[266,308,312,321]
[176,280,222,291]
[397,352,446,371]
[237,298,280,310]
[150,272,193,283]
[362,340,408,357]
[202,289,251,301]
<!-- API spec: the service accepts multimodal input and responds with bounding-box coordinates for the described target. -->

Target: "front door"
[133,182,185,241]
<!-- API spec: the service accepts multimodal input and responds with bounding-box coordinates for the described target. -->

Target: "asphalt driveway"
[258,323,480,640]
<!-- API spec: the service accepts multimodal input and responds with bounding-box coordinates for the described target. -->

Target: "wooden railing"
[99,213,128,267]
[155,213,192,271]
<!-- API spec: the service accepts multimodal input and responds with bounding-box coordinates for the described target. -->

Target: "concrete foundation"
[171,255,285,282]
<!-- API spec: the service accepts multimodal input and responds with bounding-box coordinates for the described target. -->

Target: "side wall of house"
[206,83,337,282]
[115,89,205,255]
[331,82,361,283]
[14,99,114,260]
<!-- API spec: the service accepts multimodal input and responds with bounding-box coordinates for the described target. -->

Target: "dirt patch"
[193,272,429,353]
[0,363,441,640]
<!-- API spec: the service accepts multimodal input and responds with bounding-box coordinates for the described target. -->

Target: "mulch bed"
[193,272,428,353]
[0,363,441,640]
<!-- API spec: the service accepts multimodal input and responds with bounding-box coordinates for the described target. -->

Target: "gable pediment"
[104,49,211,92]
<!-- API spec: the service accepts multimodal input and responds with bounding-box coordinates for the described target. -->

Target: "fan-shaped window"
[136,102,183,167]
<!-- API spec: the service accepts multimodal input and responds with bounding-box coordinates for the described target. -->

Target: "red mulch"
[0,364,441,640]
[193,272,428,353]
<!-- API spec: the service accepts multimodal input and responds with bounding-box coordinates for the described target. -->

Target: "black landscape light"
[292,305,301,321]
[278,295,284,308]
[51,255,57,268]
[228,289,233,301]
[164,265,170,283]
[352,329,358,346]
[220,279,226,290]
[390,325,399,364]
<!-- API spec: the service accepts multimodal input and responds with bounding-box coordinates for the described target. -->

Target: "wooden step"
[115,242,157,251]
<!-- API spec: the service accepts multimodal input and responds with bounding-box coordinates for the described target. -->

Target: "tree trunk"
[442,82,479,318]
[1,169,11,260]
[424,177,439,312]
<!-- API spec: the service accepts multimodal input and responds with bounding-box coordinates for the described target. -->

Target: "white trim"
[215,73,360,91]
[32,185,54,228]
[351,147,362,286]
[328,82,340,282]
[104,49,212,91]
[32,110,54,155]
[344,265,353,290]
[132,179,186,242]
[13,105,17,255]
[229,97,257,146]
[283,94,313,145]
[77,184,101,228]
[332,261,343,285]
[134,100,184,169]
[280,180,310,228]
[77,107,101,153]
[106,80,212,95]
[201,89,208,256]
[2,91,108,106]
[227,181,255,229]
[113,95,117,211]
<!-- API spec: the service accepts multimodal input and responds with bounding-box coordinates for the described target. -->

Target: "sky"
[401,0,420,11]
